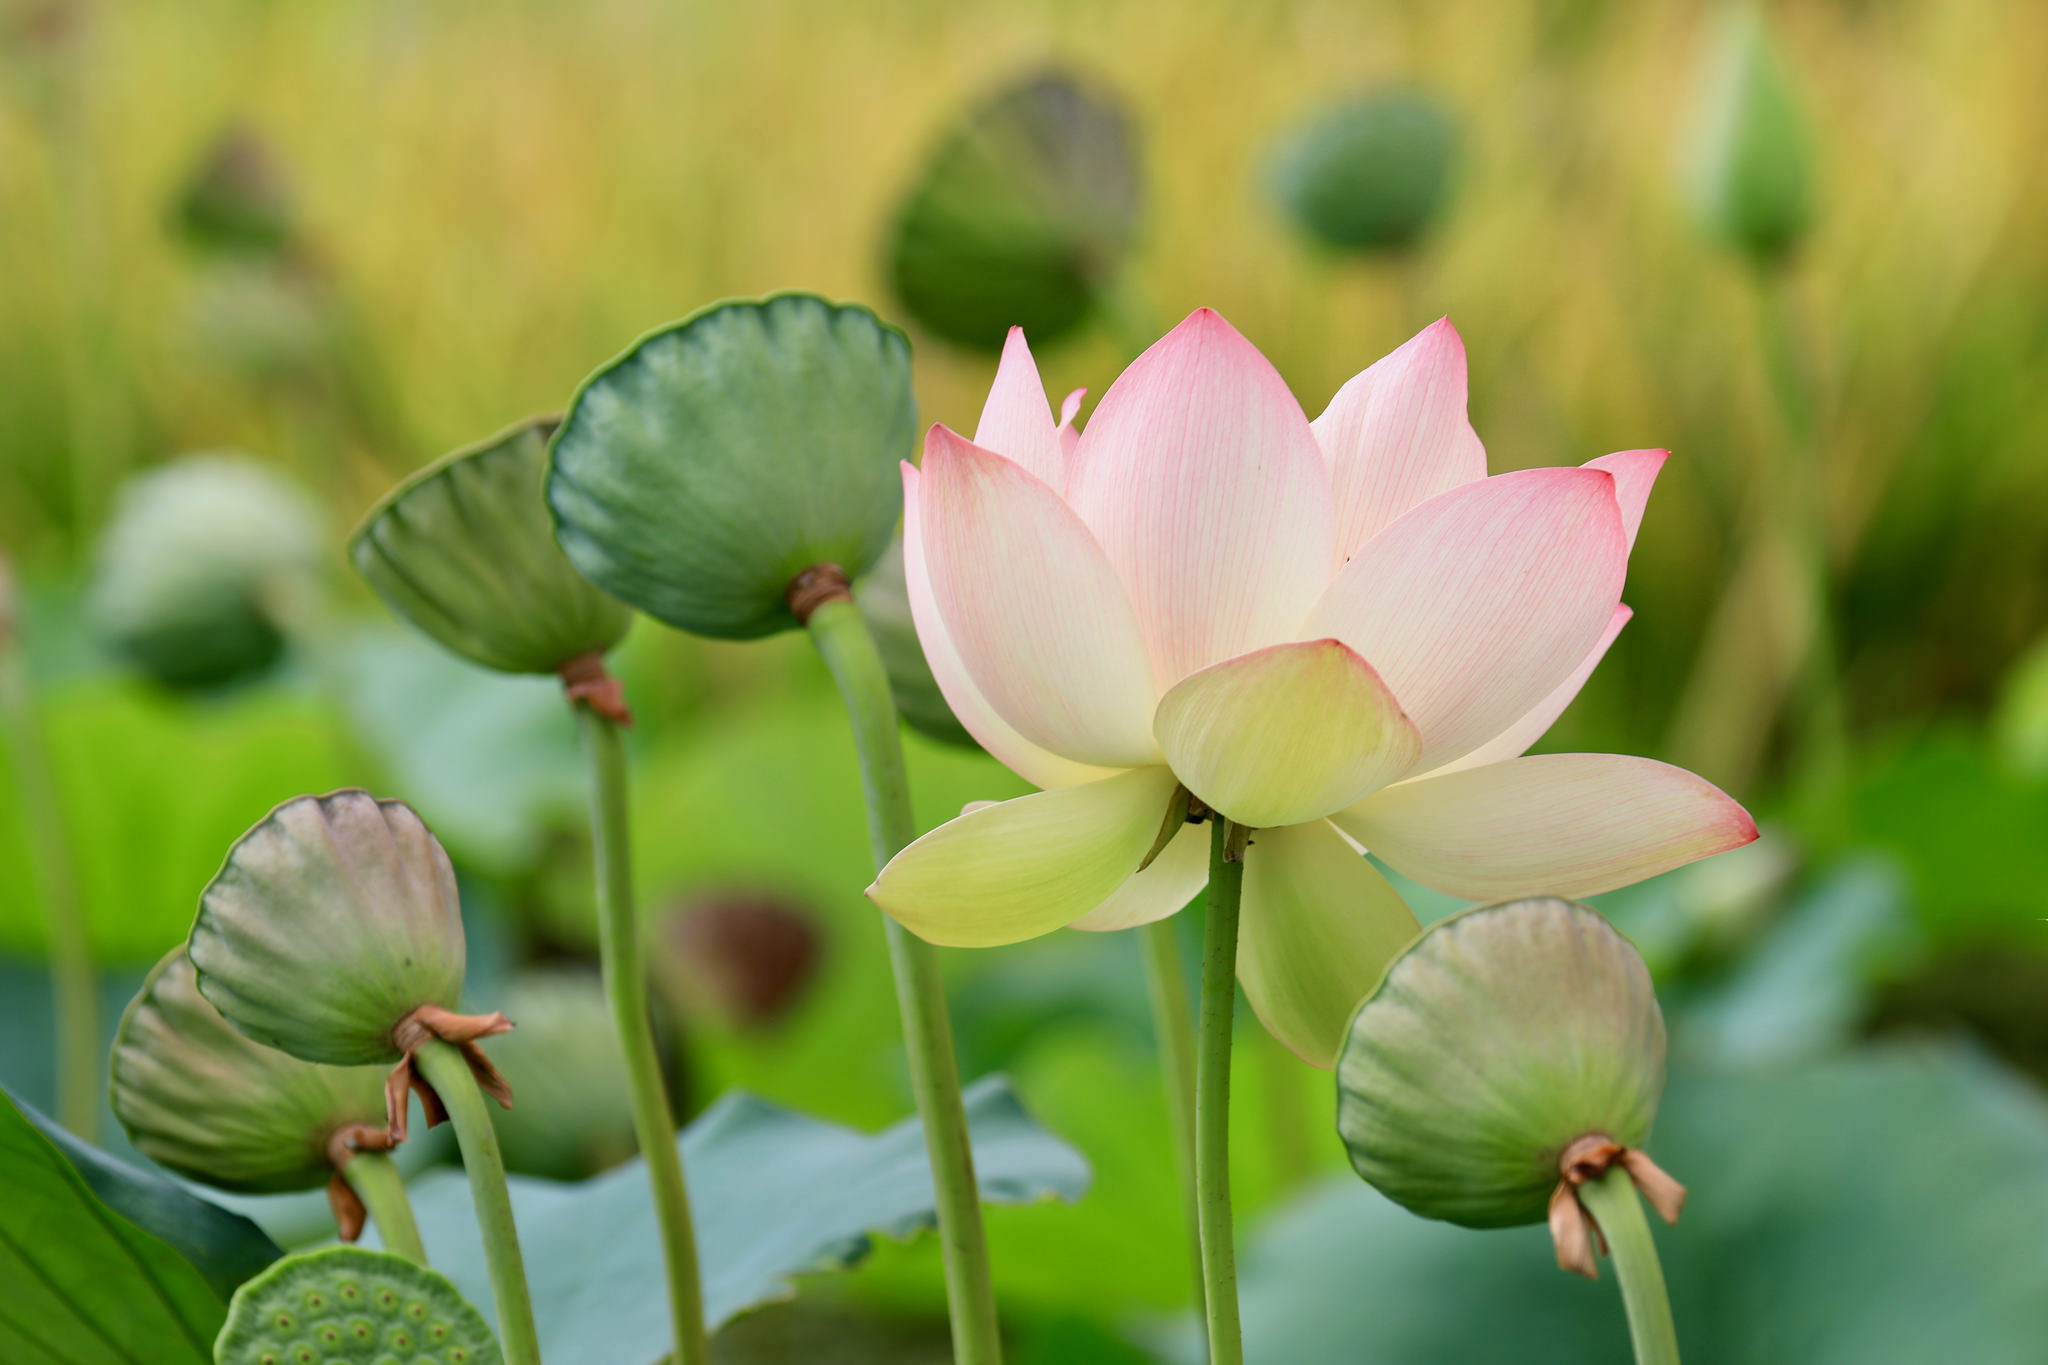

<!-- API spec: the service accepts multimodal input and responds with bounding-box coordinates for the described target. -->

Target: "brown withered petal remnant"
[786,563,854,625]
[384,1004,515,1141]
[559,650,633,725]
[1548,1133,1688,1280]
[322,1122,401,1243]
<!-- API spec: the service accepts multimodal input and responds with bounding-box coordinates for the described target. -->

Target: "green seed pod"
[110,948,390,1194]
[548,293,915,640]
[1270,89,1459,254]
[486,971,639,1181]
[854,533,976,748]
[352,416,633,676]
[888,69,1140,353]
[173,123,297,260]
[89,454,319,690]
[1336,897,1666,1229]
[1684,5,1815,264]
[215,1246,503,1365]
[189,791,467,1068]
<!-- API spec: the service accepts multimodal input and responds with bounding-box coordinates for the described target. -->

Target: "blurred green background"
[5,0,2048,1360]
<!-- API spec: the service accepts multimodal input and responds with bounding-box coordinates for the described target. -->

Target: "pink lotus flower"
[869,309,1757,1065]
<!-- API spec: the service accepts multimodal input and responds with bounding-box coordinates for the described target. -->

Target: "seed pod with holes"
[547,293,916,641]
[1335,896,1687,1278]
[351,417,633,717]
[214,1246,503,1365]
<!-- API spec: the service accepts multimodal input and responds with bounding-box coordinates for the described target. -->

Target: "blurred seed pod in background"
[485,971,642,1181]
[1683,4,1816,265]
[1269,88,1460,255]
[548,294,914,641]
[888,69,1141,353]
[88,454,321,690]
[172,122,297,260]
[853,533,977,749]
[353,416,633,679]
[110,947,391,1194]
[657,890,823,1034]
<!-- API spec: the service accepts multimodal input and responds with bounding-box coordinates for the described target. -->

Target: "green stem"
[575,705,710,1365]
[1197,819,1246,1365]
[0,646,98,1140]
[805,595,1002,1365]
[414,1039,542,1365]
[342,1152,427,1265]
[1139,917,1205,1318]
[1577,1171,1682,1365]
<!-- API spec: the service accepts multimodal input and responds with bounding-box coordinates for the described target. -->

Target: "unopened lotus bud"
[888,69,1140,353]
[486,972,640,1180]
[89,454,319,690]
[353,417,634,719]
[1684,5,1815,265]
[214,1246,503,1365]
[188,791,511,1140]
[1336,897,1685,1278]
[548,294,915,640]
[1270,89,1459,254]
[174,123,296,259]
[854,534,976,748]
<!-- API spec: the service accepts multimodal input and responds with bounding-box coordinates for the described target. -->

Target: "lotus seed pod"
[548,294,915,640]
[1336,897,1667,1230]
[110,948,391,1195]
[89,454,319,690]
[854,534,977,748]
[174,123,297,259]
[1684,5,1815,264]
[888,69,1141,353]
[215,1246,503,1365]
[486,971,640,1180]
[352,416,633,696]
[1271,89,1459,254]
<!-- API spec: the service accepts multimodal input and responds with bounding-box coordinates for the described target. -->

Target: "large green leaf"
[386,1074,1089,1364]
[1156,1045,2048,1363]
[0,1087,225,1364]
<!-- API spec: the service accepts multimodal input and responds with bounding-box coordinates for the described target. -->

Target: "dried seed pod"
[1336,896,1681,1271]
[214,1246,503,1365]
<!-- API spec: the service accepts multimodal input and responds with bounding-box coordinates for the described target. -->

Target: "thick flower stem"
[805,595,1002,1365]
[1197,819,1247,1365]
[1576,1169,1682,1365]
[576,706,710,1365]
[0,645,98,1140]
[1139,917,1206,1318]
[343,1152,427,1265]
[413,1038,542,1365]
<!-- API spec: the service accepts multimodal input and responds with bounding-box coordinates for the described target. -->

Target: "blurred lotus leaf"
[111,947,391,1193]
[853,533,976,748]
[485,971,640,1181]
[660,890,823,1031]
[1684,4,1815,264]
[189,791,466,1067]
[215,1245,502,1365]
[1337,897,1665,1228]
[548,294,913,640]
[353,417,632,676]
[89,455,320,691]
[1269,88,1459,253]
[386,1074,1089,1365]
[888,69,1140,352]
[173,123,296,259]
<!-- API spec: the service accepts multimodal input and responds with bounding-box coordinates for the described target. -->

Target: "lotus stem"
[413,1038,542,1365]
[1575,1167,1682,1365]
[342,1151,427,1265]
[804,592,1002,1365]
[0,645,98,1140]
[575,705,710,1365]
[1139,916,1206,1318]
[1197,818,1247,1365]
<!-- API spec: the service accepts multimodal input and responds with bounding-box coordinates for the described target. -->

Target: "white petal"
[974,328,1068,491]
[1425,604,1632,777]
[1583,449,1667,554]
[1070,818,1210,932]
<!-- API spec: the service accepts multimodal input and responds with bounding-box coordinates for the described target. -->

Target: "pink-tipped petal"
[1313,318,1489,562]
[1584,448,1667,553]
[1238,820,1421,1066]
[973,327,1068,490]
[1153,639,1421,828]
[1069,818,1209,932]
[1331,752,1759,901]
[1304,466,1627,773]
[1425,604,1633,777]
[903,464,1118,789]
[1058,389,1086,461]
[1066,309,1336,685]
[868,767,1179,947]
[921,427,1162,768]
